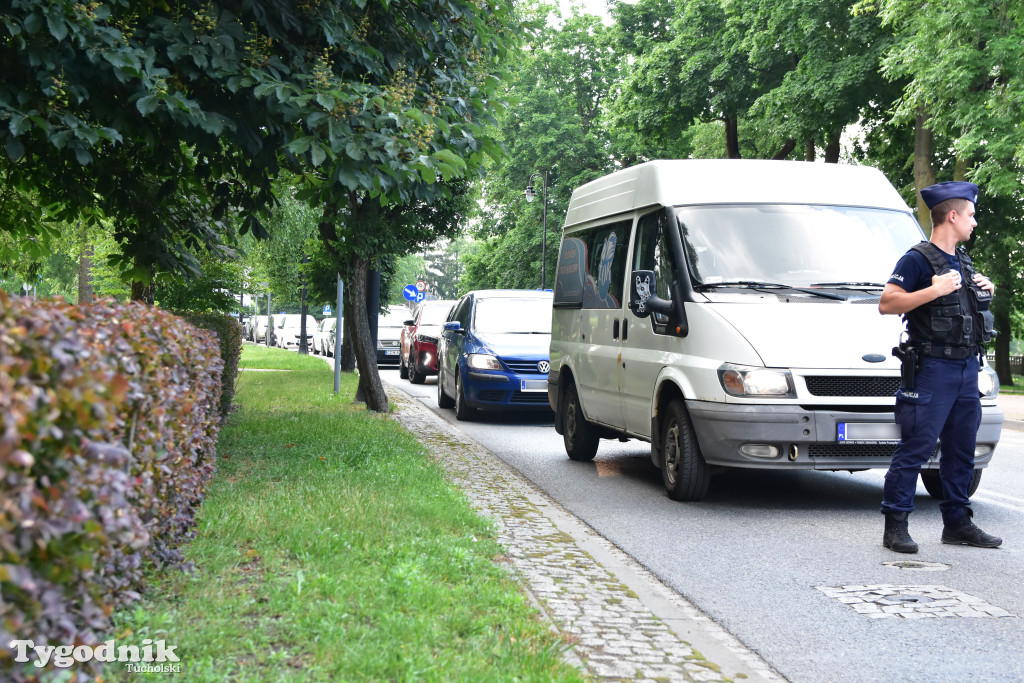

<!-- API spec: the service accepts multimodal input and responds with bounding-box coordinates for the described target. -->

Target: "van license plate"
[837,422,900,445]
[385,350,398,356]
[521,379,547,392]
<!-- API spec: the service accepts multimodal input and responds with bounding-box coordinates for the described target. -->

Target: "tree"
[872,0,1024,382]
[742,0,899,163]
[612,0,780,159]
[465,8,621,291]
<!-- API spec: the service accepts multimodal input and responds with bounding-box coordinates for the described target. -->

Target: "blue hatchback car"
[437,289,554,420]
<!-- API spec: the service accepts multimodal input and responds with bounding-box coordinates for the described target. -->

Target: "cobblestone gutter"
[388,390,784,683]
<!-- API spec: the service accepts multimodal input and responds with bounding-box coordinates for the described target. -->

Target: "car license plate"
[521,379,547,392]
[385,349,398,356]
[837,422,900,445]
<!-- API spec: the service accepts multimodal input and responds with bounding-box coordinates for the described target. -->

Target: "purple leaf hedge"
[0,293,223,680]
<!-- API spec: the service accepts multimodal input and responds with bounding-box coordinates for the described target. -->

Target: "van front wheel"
[660,400,710,501]
[563,383,599,462]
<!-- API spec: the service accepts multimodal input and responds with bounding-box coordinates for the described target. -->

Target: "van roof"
[563,160,912,229]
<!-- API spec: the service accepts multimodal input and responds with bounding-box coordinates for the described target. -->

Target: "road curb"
[385,383,784,683]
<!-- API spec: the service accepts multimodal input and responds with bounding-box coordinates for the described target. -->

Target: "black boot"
[942,508,1002,548]
[883,511,919,553]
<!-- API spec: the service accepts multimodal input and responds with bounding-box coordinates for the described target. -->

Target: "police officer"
[878,180,1001,553]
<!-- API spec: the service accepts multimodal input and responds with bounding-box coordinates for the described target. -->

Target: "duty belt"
[915,342,978,360]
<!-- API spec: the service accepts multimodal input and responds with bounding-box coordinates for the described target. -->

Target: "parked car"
[271,314,317,350]
[313,317,337,356]
[377,309,409,365]
[400,299,456,383]
[437,290,554,420]
[251,315,270,343]
[328,317,343,357]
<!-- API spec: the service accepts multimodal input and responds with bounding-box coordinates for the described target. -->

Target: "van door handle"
[622,319,628,341]
[613,319,619,339]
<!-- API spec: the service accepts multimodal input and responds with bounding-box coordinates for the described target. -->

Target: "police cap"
[920,181,979,209]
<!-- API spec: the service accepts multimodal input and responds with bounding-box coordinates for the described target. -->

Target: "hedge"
[176,312,242,421]
[0,293,223,681]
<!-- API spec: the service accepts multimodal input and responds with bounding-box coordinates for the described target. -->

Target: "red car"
[400,299,456,384]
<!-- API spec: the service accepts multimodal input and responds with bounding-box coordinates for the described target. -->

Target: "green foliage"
[176,312,244,421]
[0,292,223,681]
[464,9,620,291]
[1,0,521,293]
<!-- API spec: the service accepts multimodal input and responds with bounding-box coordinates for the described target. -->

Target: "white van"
[548,160,1003,501]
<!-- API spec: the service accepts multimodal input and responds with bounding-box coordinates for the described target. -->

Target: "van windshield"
[675,205,924,290]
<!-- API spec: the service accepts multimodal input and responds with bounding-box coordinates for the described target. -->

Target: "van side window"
[554,220,630,309]
[632,211,674,333]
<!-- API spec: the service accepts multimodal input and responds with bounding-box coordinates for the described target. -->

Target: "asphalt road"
[381,367,1024,683]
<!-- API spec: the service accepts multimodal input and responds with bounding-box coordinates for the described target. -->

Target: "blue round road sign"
[402,284,418,301]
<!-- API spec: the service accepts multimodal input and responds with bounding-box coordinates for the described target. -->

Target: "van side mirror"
[444,321,463,333]
[628,270,674,319]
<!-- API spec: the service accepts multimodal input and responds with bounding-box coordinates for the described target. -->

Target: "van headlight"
[468,353,502,371]
[719,363,795,398]
[978,364,999,399]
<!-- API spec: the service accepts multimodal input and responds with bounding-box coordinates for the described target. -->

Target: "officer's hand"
[931,270,961,296]
[972,273,995,294]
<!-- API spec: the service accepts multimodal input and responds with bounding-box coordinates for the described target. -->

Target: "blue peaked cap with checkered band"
[920,181,979,209]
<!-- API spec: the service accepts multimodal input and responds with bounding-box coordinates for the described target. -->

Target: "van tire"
[660,400,710,501]
[563,383,599,462]
[920,469,982,499]
[437,370,455,409]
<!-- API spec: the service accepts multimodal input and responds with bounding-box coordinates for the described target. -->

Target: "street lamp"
[524,170,549,290]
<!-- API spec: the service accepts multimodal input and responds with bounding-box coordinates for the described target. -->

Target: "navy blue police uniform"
[880,180,1000,552]
[881,246,981,521]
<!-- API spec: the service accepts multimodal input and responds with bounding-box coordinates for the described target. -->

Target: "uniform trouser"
[881,356,980,522]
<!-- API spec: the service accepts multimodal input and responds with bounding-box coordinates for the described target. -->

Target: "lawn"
[108,345,582,682]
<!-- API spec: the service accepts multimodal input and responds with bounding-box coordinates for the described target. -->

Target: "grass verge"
[1000,374,1024,395]
[108,345,582,682]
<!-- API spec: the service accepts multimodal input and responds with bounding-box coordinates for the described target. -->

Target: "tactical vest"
[904,241,993,359]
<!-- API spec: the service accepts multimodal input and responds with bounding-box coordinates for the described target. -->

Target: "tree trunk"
[805,138,815,162]
[724,116,741,159]
[772,139,797,160]
[992,293,1013,386]
[914,110,936,235]
[824,131,841,163]
[349,254,389,412]
[341,282,356,372]
[77,240,94,304]
[953,156,970,182]
[130,258,154,304]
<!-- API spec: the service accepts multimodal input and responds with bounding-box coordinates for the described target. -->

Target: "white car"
[271,314,317,350]
[251,315,270,343]
[376,309,409,365]
[313,317,338,356]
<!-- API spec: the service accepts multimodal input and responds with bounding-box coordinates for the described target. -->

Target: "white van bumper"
[684,400,1004,471]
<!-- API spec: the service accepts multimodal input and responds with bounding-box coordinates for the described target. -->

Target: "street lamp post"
[524,170,549,290]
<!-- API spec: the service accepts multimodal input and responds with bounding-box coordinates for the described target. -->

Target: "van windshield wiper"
[695,280,846,300]
[810,281,886,291]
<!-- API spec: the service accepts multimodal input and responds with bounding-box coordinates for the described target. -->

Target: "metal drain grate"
[815,584,1016,619]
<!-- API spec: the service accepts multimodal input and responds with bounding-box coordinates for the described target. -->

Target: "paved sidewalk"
[997,393,1024,431]
[387,387,783,683]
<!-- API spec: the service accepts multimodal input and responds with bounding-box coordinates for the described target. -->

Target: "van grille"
[805,376,899,397]
[809,444,897,459]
